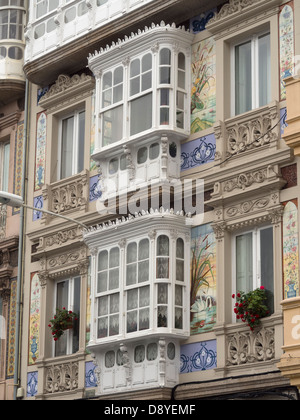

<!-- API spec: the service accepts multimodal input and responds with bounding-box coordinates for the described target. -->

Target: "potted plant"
[48,307,78,341]
[232,286,270,331]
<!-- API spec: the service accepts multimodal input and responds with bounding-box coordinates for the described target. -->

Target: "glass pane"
[176,260,184,282]
[77,111,85,173]
[130,76,140,96]
[142,72,152,92]
[137,147,147,164]
[109,268,119,290]
[176,238,184,258]
[157,283,168,304]
[158,306,168,327]
[134,345,145,363]
[260,227,274,313]
[61,116,74,179]
[138,260,149,283]
[235,41,252,115]
[108,158,118,174]
[139,286,150,307]
[175,307,183,329]
[178,53,185,70]
[120,154,127,171]
[126,263,137,286]
[127,289,138,310]
[160,48,171,65]
[138,239,149,260]
[102,88,112,108]
[149,143,159,160]
[0,47,6,59]
[110,293,119,314]
[97,316,108,338]
[8,46,23,59]
[102,105,123,146]
[127,310,137,333]
[177,91,184,110]
[157,258,169,278]
[97,271,107,293]
[127,242,137,263]
[142,53,152,72]
[98,296,108,317]
[160,88,169,106]
[139,308,149,330]
[72,277,81,354]
[65,7,76,23]
[178,70,185,90]
[130,58,140,78]
[147,343,158,361]
[103,72,112,90]
[130,93,152,136]
[157,235,169,256]
[98,250,108,271]
[236,232,253,292]
[109,247,119,268]
[175,285,183,306]
[167,342,176,360]
[258,33,271,107]
[114,66,123,85]
[113,85,123,103]
[160,108,169,125]
[109,314,119,336]
[160,67,171,84]
[56,281,69,309]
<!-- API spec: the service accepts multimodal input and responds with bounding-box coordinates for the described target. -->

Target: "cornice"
[0,111,22,132]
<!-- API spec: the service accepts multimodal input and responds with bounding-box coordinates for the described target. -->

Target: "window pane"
[236,232,253,292]
[138,239,149,260]
[175,307,183,329]
[61,116,74,179]
[130,59,140,78]
[139,308,149,330]
[109,268,119,290]
[138,260,149,283]
[137,147,147,165]
[130,93,152,136]
[97,271,107,293]
[109,314,119,336]
[157,235,169,256]
[142,53,152,72]
[127,310,137,333]
[178,53,185,70]
[103,72,112,90]
[56,280,69,309]
[176,238,184,258]
[72,277,81,353]
[134,345,145,363]
[109,247,119,268]
[127,289,138,310]
[98,250,108,271]
[258,33,271,107]
[147,343,158,361]
[77,111,85,173]
[97,316,108,338]
[130,76,140,96]
[102,105,123,146]
[160,48,171,65]
[108,158,118,174]
[105,351,115,367]
[98,296,108,317]
[235,41,252,115]
[127,242,137,263]
[157,284,168,304]
[139,286,150,307]
[126,263,137,286]
[260,227,274,313]
[160,67,171,84]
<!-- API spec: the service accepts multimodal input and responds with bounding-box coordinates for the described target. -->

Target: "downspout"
[13,77,30,400]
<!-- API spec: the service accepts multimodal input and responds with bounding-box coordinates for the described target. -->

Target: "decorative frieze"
[227,327,275,366]
[44,361,79,394]
[0,205,7,240]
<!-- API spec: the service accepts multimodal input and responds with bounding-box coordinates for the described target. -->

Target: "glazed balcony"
[23,0,226,86]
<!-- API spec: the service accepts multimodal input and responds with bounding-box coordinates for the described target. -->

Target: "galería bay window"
[233,226,274,313]
[94,232,188,342]
[97,45,189,148]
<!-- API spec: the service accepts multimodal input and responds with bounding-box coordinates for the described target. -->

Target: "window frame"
[232,225,274,314]
[0,140,10,192]
[53,276,81,357]
[57,108,86,181]
[231,29,271,117]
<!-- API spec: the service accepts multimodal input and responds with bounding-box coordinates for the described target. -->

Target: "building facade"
[15,0,300,400]
[0,0,27,401]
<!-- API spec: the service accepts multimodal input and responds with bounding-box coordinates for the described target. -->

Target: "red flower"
[232,294,235,299]
[260,286,265,290]
[237,293,241,298]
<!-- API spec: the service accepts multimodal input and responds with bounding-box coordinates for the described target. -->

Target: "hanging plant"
[232,286,270,331]
[48,308,78,341]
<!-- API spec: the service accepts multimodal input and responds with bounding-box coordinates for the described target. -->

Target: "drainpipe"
[13,78,30,400]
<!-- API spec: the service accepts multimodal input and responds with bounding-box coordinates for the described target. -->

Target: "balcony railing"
[25,0,156,63]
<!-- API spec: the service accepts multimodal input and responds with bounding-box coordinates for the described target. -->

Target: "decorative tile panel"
[85,361,97,388]
[34,112,47,191]
[181,134,216,172]
[33,196,43,222]
[27,372,38,397]
[190,224,217,335]
[89,175,102,202]
[28,273,41,365]
[13,121,24,215]
[279,2,294,100]
[191,37,216,133]
[283,200,299,299]
[180,340,217,373]
[6,279,17,378]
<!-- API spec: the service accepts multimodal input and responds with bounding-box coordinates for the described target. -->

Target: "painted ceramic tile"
[35,112,47,191]
[27,372,38,397]
[85,361,97,388]
[13,121,24,214]
[86,256,91,350]
[89,175,102,202]
[279,3,294,100]
[33,195,43,222]
[190,224,217,335]
[7,279,17,378]
[283,201,299,299]
[180,340,217,373]
[191,37,216,133]
[189,9,216,34]
[28,273,41,365]
[181,134,216,171]
[280,107,288,137]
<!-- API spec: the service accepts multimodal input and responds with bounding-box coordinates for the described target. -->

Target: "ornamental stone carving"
[44,361,79,394]
[227,327,275,366]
